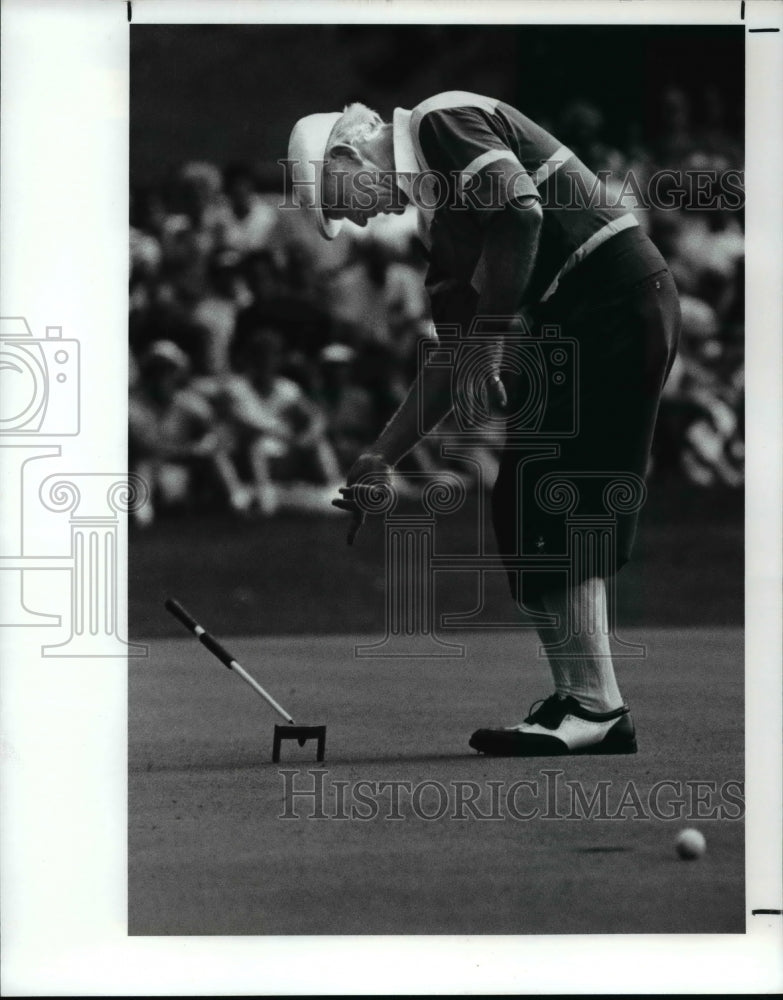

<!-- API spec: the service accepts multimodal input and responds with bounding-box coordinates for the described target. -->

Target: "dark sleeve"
[424,255,479,332]
[418,106,540,226]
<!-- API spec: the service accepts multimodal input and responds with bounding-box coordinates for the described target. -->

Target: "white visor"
[287,111,343,240]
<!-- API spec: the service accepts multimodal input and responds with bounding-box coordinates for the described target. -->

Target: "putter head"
[272,724,326,763]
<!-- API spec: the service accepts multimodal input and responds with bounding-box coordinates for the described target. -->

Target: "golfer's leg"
[535,576,624,713]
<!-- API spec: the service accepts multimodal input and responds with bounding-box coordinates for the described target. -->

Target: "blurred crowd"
[129,86,744,525]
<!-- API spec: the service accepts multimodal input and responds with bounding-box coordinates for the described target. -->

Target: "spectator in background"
[650,87,696,169]
[221,163,280,254]
[328,238,430,351]
[130,187,164,282]
[648,197,744,340]
[211,327,341,515]
[130,185,169,270]
[375,239,432,348]
[327,238,393,345]
[698,86,742,168]
[161,161,230,268]
[315,343,376,472]
[656,296,743,487]
[131,184,170,243]
[130,340,247,525]
[130,257,215,373]
[235,247,333,355]
[130,186,167,323]
[234,250,281,351]
[284,238,325,304]
[676,203,744,307]
[648,209,700,295]
[192,249,248,374]
[719,256,745,371]
[557,101,626,176]
[557,102,656,233]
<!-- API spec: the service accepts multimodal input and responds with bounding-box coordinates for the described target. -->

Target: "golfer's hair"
[328,102,384,148]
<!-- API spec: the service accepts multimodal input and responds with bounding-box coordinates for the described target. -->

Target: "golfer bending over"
[287,91,680,756]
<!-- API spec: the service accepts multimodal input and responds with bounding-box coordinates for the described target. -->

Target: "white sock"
[537,577,624,714]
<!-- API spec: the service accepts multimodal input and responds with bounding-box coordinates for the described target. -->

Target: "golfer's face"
[322,157,405,227]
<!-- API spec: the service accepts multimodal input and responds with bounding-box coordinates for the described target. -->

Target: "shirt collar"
[393,106,433,248]
[392,107,420,198]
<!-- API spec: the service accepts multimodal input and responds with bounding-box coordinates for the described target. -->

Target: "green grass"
[130,480,743,638]
[129,627,744,935]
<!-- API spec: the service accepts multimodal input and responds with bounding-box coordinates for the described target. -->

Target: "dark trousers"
[491,260,681,604]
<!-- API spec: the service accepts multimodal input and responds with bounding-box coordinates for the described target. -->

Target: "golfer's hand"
[481,338,508,413]
[483,372,508,412]
[332,453,393,545]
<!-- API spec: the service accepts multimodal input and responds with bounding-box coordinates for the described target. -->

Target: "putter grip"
[198,631,235,669]
[165,599,236,669]
[165,598,199,633]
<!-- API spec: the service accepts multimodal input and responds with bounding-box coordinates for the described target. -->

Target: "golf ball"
[675,827,706,860]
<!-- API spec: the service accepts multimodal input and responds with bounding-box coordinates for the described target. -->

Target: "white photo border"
[1,0,781,994]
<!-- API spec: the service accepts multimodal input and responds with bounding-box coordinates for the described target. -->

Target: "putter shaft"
[165,598,295,724]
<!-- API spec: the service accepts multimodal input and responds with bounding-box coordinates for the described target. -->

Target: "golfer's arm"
[373,364,450,466]
[373,199,543,467]
[474,196,542,317]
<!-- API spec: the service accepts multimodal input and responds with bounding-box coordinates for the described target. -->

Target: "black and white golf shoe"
[469,694,637,757]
